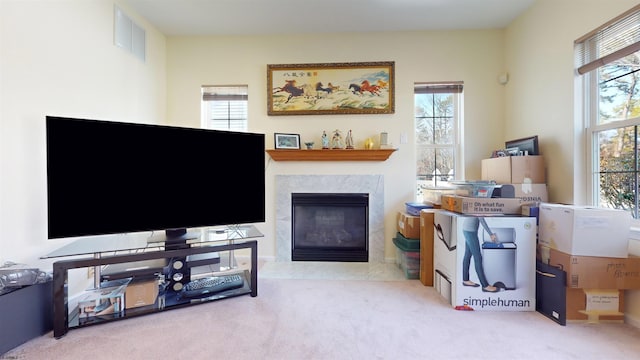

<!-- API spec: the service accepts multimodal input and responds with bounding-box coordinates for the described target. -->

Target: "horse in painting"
[360,80,381,95]
[274,80,313,103]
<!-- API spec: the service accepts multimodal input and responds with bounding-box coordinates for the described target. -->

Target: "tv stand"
[42,225,262,338]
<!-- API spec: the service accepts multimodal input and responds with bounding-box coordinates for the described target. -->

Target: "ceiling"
[125,0,536,36]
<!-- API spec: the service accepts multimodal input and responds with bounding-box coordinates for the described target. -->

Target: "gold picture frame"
[268,61,395,116]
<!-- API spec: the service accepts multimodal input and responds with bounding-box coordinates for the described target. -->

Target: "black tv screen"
[46,116,265,239]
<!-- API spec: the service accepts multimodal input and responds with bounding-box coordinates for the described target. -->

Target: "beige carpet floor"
[5,275,640,359]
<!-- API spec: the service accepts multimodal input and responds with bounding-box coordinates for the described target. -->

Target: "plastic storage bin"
[393,237,420,279]
[393,232,420,251]
[405,202,433,216]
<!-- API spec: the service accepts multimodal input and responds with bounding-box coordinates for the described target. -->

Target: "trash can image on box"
[481,227,516,290]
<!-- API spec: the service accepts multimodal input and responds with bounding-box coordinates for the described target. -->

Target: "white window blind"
[575,4,640,75]
[201,85,248,132]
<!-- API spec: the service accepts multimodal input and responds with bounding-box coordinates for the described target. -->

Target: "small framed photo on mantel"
[274,133,301,149]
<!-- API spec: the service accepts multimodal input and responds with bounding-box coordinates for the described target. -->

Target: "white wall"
[504,0,640,325]
[0,0,166,267]
[165,30,507,261]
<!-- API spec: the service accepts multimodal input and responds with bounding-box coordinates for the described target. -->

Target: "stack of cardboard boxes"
[395,210,423,279]
[426,155,546,311]
[480,155,548,203]
[538,203,640,323]
[401,152,638,322]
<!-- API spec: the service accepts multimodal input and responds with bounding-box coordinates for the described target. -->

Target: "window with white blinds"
[201,85,248,132]
[576,5,640,220]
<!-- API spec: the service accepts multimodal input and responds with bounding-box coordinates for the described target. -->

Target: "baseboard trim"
[625,313,640,329]
[258,255,276,263]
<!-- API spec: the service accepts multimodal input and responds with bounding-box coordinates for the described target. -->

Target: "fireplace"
[291,193,368,262]
[275,175,384,263]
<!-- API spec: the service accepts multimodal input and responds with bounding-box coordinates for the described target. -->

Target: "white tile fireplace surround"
[275,175,384,262]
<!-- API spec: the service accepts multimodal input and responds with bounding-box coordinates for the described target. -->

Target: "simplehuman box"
[433,210,537,311]
[538,203,631,258]
[481,155,545,184]
[434,210,457,303]
[440,194,522,215]
[420,209,436,286]
[397,211,421,239]
[543,246,640,289]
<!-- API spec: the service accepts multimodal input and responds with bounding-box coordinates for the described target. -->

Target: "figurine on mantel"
[364,137,374,149]
[321,131,329,149]
[345,130,354,149]
[331,129,344,149]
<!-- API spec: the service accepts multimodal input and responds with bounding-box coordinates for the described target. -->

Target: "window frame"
[578,5,640,228]
[414,82,464,201]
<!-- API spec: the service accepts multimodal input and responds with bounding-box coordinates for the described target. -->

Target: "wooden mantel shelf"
[266,149,397,161]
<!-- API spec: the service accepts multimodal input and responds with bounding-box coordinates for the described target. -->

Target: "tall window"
[414,82,463,201]
[201,85,248,131]
[577,5,640,218]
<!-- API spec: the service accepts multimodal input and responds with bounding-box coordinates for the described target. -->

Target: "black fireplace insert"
[291,193,368,262]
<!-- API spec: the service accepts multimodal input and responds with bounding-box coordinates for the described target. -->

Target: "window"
[577,5,640,219]
[201,85,248,131]
[414,82,463,201]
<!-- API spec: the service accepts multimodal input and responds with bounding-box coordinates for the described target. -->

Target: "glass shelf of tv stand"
[46,225,262,338]
[42,225,263,259]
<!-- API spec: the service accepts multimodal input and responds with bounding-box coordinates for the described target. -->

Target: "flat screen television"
[505,135,539,156]
[46,116,265,244]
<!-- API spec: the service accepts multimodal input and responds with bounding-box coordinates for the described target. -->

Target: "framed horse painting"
[267,61,395,116]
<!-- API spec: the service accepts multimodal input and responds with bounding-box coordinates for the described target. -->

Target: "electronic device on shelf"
[180,274,244,298]
[505,135,539,156]
[100,259,169,281]
[45,116,266,249]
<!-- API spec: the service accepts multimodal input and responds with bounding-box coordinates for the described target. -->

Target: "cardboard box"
[125,279,159,309]
[433,210,537,311]
[538,203,631,258]
[481,155,545,184]
[397,211,421,239]
[510,183,548,203]
[419,209,436,286]
[440,194,522,215]
[521,204,539,221]
[566,288,624,322]
[544,247,640,289]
